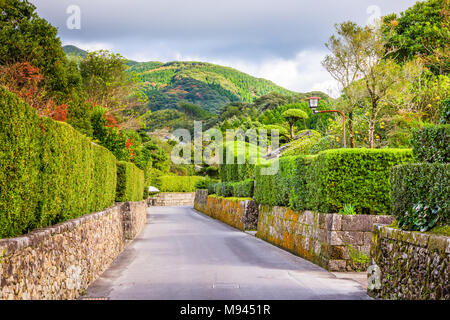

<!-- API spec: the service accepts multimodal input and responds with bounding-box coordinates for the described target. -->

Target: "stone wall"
[121,201,147,240]
[194,191,259,231]
[0,200,147,300]
[149,192,196,206]
[368,225,449,300]
[257,205,394,272]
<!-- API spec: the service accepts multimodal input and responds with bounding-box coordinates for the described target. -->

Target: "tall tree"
[322,21,367,148]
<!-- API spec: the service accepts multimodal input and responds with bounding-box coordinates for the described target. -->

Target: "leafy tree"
[323,21,366,147]
[0,0,79,95]
[382,0,449,75]
[80,50,146,125]
[282,108,309,140]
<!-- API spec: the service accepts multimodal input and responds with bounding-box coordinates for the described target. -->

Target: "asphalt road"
[85,206,370,300]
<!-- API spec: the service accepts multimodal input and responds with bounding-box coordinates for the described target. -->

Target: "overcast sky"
[31,0,418,96]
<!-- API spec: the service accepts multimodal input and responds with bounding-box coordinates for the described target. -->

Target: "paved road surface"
[85,206,370,300]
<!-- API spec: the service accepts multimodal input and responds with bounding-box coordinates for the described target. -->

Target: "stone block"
[325,214,342,231]
[329,231,364,246]
[341,215,374,232]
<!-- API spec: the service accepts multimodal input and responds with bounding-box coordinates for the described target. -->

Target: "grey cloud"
[31,0,417,61]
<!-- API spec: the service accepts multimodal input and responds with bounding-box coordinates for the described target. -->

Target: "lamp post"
[307,97,346,148]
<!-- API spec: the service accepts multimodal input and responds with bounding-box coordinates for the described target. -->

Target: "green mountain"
[129,60,298,114]
[63,45,331,127]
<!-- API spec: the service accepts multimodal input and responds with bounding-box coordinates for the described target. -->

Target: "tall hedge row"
[219,162,255,183]
[115,161,145,202]
[0,87,117,238]
[255,149,413,215]
[213,179,255,198]
[391,163,449,225]
[412,124,449,163]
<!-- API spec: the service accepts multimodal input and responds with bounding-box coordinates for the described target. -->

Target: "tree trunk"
[368,106,377,149]
[290,125,295,141]
[349,111,355,148]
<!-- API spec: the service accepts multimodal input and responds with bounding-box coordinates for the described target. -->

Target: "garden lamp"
[306,96,346,148]
[307,96,321,114]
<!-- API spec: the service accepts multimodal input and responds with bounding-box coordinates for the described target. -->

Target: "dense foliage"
[255,149,413,215]
[128,61,296,115]
[156,175,206,192]
[391,163,449,230]
[411,124,449,163]
[0,87,117,238]
[213,179,255,198]
[382,0,449,75]
[115,161,145,202]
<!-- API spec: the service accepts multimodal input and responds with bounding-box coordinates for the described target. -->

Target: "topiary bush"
[306,148,413,215]
[255,148,413,215]
[411,124,449,163]
[115,161,145,202]
[391,163,449,229]
[159,175,205,192]
[0,87,118,238]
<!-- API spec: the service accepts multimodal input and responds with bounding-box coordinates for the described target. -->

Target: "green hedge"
[0,87,117,238]
[255,148,413,215]
[213,179,255,198]
[158,175,205,192]
[412,125,449,163]
[232,179,254,198]
[219,162,255,183]
[208,181,219,194]
[391,163,449,227]
[116,161,145,202]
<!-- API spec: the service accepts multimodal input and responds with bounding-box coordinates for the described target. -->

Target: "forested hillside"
[128,61,297,114]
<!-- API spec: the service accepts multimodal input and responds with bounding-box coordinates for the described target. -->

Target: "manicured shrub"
[254,155,315,208]
[391,163,449,228]
[159,175,205,192]
[411,125,449,163]
[116,161,145,202]
[0,87,117,238]
[255,148,413,215]
[232,179,255,198]
[306,148,413,215]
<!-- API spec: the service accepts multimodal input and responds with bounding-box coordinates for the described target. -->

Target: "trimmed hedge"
[412,125,449,163]
[219,163,255,183]
[232,179,254,198]
[158,175,205,192]
[391,163,449,226]
[0,87,117,238]
[116,161,145,202]
[255,148,413,215]
[213,179,255,198]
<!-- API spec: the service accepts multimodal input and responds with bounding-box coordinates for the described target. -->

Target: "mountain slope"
[129,61,298,114]
[63,45,88,58]
[63,45,331,117]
